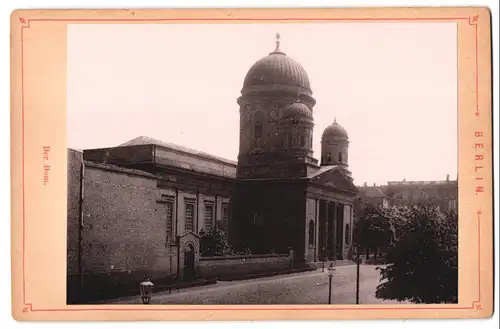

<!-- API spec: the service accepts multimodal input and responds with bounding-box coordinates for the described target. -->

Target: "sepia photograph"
[65,21,459,306]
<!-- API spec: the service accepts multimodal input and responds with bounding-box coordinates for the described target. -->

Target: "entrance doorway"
[183,243,196,280]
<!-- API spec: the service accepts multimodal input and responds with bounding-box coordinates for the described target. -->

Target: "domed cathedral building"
[67,35,359,301]
[230,34,358,262]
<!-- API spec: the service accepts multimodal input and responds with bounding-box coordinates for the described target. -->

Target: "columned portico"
[316,199,348,261]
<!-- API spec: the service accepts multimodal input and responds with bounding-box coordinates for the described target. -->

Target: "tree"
[353,204,392,259]
[375,205,458,303]
[199,225,233,257]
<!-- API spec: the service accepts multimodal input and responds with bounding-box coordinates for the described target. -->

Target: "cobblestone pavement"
[110,265,407,305]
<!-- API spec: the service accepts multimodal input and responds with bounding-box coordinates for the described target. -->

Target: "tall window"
[184,201,195,232]
[345,224,350,245]
[300,135,305,147]
[204,202,214,232]
[221,203,230,233]
[326,153,332,162]
[308,221,315,246]
[293,132,298,146]
[254,123,263,139]
[254,110,263,139]
[288,132,293,147]
[165,201,174,239]
[338,152,343,162]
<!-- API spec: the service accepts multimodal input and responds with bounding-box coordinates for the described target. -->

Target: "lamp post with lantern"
[352,221,362,305]
[139,275,154,305]
[327,264,335,304]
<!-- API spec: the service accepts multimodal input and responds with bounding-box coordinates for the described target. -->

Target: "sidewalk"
[103,266,359,305]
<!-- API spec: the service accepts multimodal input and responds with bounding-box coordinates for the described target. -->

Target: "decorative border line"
[469,15,481,117]
[18,14,482,313]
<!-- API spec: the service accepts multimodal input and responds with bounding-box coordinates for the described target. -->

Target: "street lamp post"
[139,275,154,305]
[327,264,335,304]
[356,246,361,304]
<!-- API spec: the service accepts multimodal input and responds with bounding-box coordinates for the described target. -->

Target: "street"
[109,265,407,305]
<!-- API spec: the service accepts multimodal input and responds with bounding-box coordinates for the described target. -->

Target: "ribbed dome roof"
[322,121,349,140]
[282,102,313,121]
[242,34,311,93]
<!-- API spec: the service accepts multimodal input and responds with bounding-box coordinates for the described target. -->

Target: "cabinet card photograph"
[10,7,493,321]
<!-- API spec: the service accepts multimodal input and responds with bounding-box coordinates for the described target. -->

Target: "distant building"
[353,176,458,219]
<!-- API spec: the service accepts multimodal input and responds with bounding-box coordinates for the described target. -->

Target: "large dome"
[242,34,311,93]
[322,121,349,141]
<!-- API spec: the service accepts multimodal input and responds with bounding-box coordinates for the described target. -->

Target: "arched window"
[254,123,263,139]
[338,152,343,162]
[308,221,315,246]
[345,223,350,245]
[254,109,263,121]
[287,132,299,147]
[254,110,264,139]
[292,132,298,146]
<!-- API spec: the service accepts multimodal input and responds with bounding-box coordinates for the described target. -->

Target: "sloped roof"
[307,165,337,179]
[358,186,388,199]
[308,165,358,194]
[84,161,156,178]
[120,136,237,166]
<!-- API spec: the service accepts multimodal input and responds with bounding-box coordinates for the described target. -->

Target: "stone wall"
[81,164,165,275]
[67,149,83,275]
[343,204,353,259]
[67,149,83,303]
[304,198,317,262]
[198,252,293,279]
[230,180,307,257]
[70,163,174,303]
[68,156,235,303]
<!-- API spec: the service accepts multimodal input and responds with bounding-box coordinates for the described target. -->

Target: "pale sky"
[67,22,457,186]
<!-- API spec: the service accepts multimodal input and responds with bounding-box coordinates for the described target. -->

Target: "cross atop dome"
[270,32,285,55]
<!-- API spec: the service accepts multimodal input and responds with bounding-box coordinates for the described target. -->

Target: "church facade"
[67,35,357,302]
[229,35,358,261]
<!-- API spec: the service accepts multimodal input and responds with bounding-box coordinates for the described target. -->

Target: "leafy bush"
[199,225,234,257]
[353,204,392,258]
[375,205,458,303]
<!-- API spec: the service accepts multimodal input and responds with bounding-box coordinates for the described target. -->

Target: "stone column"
[340,204,344,259]
[315,199,320,261]
[331,202,337,261]
[323,200,329,261]
[337,203,345,260]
